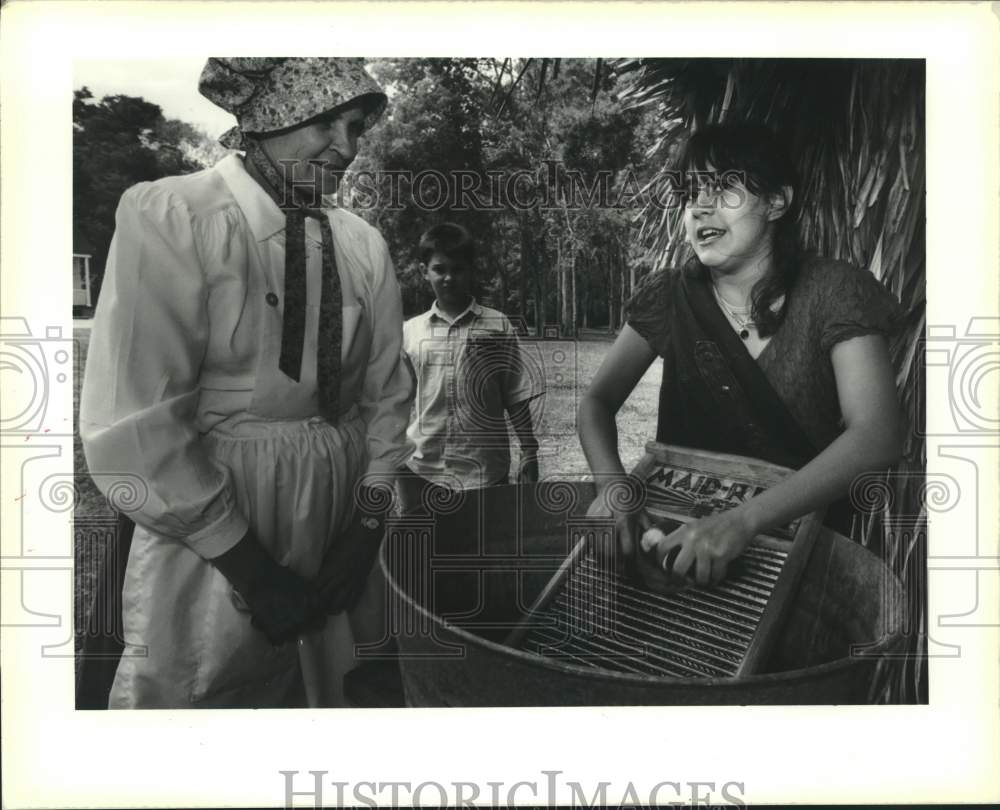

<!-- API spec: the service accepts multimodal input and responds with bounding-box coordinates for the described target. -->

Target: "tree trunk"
[560,241,573,338]
[607,248,615,333]
[533,225,545,337]
[519,216,529,324]
[556,237,569,335]
[498,262,508,315]
[618,251,628,330]
[627,242,636,303]
[571,251,578,337]
[496,218,508,313]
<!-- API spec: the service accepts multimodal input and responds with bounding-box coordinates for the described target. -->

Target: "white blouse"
[80,154,414,560]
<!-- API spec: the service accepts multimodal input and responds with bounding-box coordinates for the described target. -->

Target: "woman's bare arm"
[740,332,902,532]
[579,325,659,481]
[652,333,902,583]
[578,325,659,552]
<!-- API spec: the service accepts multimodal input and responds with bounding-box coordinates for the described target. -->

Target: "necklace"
[712,283,755,340]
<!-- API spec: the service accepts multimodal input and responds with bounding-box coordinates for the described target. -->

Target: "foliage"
[73,87,226,298]
[351,59,654,331]
[75,64,651,334]
[350,59,494,315]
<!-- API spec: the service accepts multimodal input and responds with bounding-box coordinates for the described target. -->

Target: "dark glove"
[314,485,389,615]
[214,533,323,645]
[243,564,325,645]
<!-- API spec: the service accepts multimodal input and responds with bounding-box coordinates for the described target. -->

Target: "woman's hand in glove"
[314,481,392,616]
[213,532,322,645]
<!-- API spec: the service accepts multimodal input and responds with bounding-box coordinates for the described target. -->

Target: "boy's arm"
[498,317,544,483]
[507,399,539,483]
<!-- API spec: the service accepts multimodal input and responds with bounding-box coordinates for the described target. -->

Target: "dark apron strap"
[682,266,818,460]
[661,267,857,533]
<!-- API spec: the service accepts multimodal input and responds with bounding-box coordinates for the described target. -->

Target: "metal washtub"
[379,444,906,705]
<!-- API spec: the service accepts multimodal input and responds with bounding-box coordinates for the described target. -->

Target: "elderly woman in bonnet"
[80,57,413,708]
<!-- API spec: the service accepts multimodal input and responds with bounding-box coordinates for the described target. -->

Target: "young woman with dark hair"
[578,122,903,589]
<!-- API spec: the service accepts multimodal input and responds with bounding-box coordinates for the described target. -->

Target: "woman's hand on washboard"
[641,507,756,587]
[634,521,694,595]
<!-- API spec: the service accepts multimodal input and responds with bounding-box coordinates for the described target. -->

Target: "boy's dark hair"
[417,222,476,266]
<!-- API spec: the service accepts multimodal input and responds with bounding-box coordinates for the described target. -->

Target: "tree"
[481,59,657,335]
[346,59,495,316]
[347,59,656,332]
[73,87,225,304]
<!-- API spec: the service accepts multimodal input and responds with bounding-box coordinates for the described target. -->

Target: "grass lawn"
[515,334,662,481]
[73,327,106,519]
[73,326,107,664]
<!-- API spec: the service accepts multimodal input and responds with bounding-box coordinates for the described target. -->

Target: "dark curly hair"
[676,123,801,337]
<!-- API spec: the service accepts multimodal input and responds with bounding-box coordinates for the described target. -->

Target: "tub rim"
[378,532,907,695]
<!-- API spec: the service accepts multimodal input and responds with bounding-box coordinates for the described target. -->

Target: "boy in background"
[399,223,543,512]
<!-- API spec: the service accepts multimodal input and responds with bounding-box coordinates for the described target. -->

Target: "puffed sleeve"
[624,268,672,355]
[79,184,248,559]
[358,229,415,477]
[816,261,904,353]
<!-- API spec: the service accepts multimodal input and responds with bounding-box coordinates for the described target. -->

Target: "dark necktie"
[244,140,341,424]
